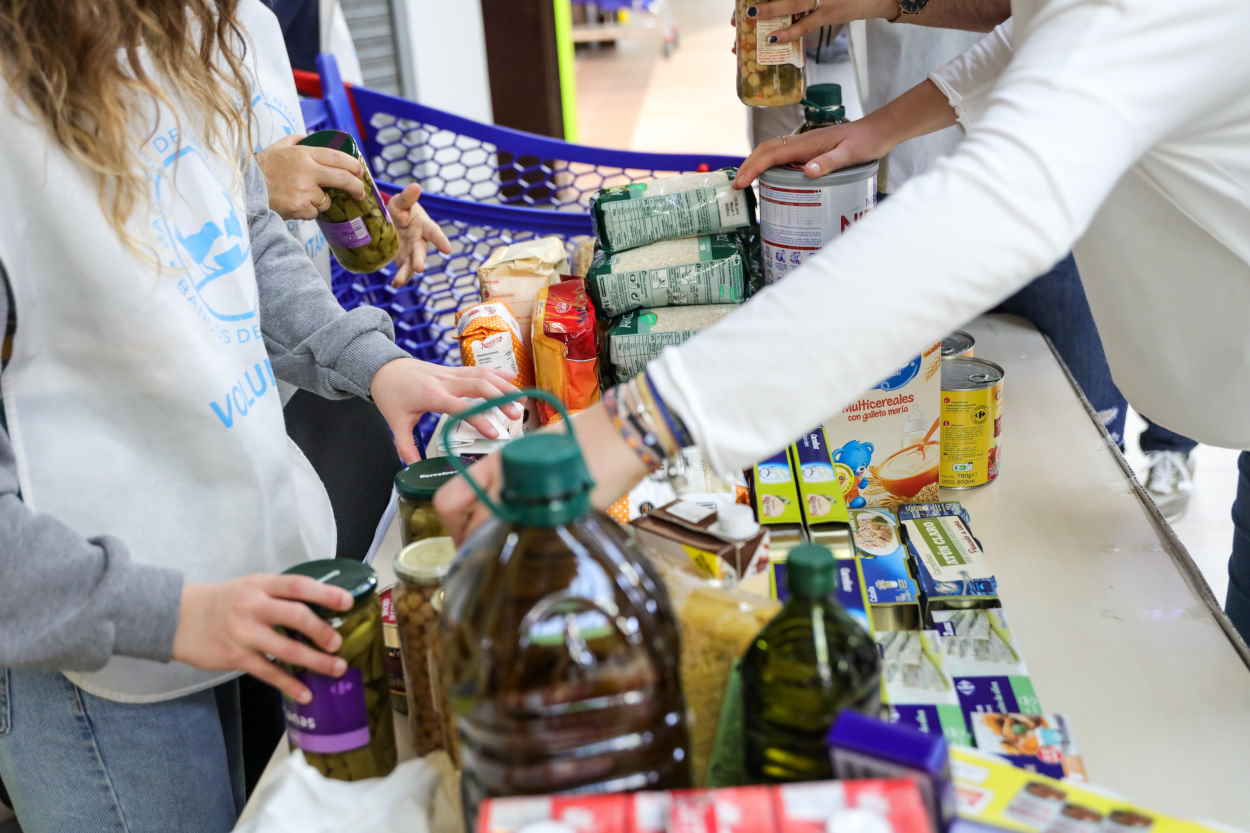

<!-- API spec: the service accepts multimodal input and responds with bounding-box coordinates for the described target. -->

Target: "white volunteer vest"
[0,76,335,702]
[240,0,332,405]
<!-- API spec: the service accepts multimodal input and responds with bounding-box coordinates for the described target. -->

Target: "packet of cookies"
[456,301,533,388]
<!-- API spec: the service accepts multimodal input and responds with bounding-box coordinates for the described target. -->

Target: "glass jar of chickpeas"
[393,537,459,763]
[395,458,459,547]
[736,0,805,108]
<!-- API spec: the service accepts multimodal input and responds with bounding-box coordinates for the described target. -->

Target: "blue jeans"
[0,669,245,833]
[990,254,1129,446]
[1225,452,1250,644]
[1139,416,1199,456]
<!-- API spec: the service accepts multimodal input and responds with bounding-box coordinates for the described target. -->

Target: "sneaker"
[1143,450,1196,522]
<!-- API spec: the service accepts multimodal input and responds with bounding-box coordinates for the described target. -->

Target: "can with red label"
[378,585,406,715]
[760,161,878,285]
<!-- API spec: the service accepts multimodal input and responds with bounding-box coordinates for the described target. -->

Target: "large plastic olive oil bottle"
[741,543,881,783]
[439,392,692,827]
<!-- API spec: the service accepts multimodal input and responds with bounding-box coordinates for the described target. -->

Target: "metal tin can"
[942,330,975,360]
[760,161,878,285]
[940,357,1005,489]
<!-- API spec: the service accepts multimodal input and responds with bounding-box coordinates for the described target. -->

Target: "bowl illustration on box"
[873,441,940,499]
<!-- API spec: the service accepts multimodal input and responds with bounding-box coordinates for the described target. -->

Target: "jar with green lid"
[297,130,399,274]
[794,83,849,134]
[395,457,459,546]
[280,559,398,781]
[394,537,459,763]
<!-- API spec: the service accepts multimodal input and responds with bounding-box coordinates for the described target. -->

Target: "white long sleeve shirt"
[651,0,1250,473]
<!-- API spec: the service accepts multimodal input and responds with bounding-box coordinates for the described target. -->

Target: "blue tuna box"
[850,508,922,632]
[953,674,1044,737]
[886,703,973,748]
[773,556,870,635]
[898,503,999,614]
[828,710,956,832]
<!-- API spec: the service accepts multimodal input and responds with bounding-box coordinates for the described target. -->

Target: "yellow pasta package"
[456,301,534,388]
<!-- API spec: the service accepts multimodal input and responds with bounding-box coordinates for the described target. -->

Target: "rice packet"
[591,169,757,254]
[586,234,747,318]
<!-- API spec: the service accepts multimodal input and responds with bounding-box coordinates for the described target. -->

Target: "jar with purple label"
[281,559,397,781]
[297,130,400,274]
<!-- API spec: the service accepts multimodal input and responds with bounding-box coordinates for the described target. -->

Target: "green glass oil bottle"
[741,543,881,783]
[439,391,692,829]
[794,83,849,134]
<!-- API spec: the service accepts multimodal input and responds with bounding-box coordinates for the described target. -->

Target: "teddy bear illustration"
[833,440,874,508]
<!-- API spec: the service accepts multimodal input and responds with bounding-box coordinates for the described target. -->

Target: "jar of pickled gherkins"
[297,130,400,274]
[280,559,398,781]
[393,537,459,763]
[395,457,459,546]
[736,0,805,107]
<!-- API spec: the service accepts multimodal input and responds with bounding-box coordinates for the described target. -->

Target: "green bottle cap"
[802,84,847,125]
[803,83,843,109]
[786,544,838,599]
[283,558,378,618]
[394,457,460,500]
[500,432,594,527]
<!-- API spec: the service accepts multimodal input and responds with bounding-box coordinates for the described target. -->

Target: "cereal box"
[823,345,942,510]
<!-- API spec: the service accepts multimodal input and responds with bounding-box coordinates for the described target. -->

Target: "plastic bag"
[231,751,462,833]
[591,169,757,254]
[456,301,534,388]
[651,560,779,786]
[531,278,601,425]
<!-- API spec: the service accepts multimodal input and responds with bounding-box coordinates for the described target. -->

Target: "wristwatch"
[889,0,930,20]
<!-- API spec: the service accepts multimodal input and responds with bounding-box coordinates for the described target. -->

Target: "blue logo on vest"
[153,144,256,323]
[874,356,922,392]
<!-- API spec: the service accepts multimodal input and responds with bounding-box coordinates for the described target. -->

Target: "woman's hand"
[746,0,896,43]
[735,119,894,187]
[734,79,956,188]
[370,358,522,464]
[434,402,650,543]
[255,134,368,221]
[387,184,453,288]
[173,575,354,704]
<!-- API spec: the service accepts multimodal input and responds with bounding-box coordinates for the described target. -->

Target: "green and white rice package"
[586,234,746,318]
[591,168,757,254]
[607,304,737,383]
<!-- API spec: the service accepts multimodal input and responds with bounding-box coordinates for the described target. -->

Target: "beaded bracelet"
[643,370,694,450]
[605,372,698,477]
[603,383,664,473]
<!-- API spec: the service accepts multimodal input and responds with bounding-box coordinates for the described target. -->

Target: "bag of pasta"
[456,301,534,388]
[531,278,600,425]
[651,560,779,787]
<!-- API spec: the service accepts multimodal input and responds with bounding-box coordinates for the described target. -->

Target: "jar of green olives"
[394,537,459,762]
[280,559,398,781]
[297,130,400,274]
[395,457,460,547]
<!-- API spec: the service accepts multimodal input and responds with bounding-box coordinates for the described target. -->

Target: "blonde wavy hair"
[0,0,253,238]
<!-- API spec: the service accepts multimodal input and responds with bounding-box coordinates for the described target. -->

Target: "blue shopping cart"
[296,54,742,369]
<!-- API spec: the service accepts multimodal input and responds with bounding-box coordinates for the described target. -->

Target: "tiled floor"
[572,3,1242,604]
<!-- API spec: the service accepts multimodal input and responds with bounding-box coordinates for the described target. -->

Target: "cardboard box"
[822,345,942,509]
[969,713,1086,782]
[632,499,769,583]
[899,503,998,615]
[477,780,935,833]
[850,508,921,632]
[751,447,802,526]
[793,427,851,531]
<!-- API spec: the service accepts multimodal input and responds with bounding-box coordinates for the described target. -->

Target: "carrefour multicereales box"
[823,344,942,510]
